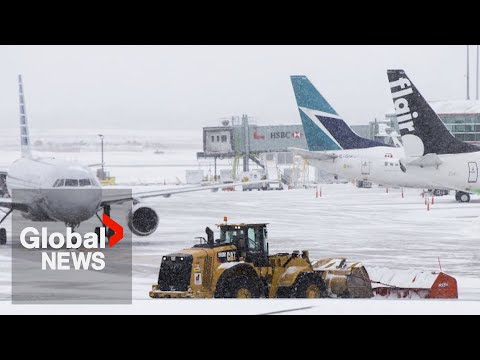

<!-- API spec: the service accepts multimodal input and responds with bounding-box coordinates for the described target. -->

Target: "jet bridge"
[197,115,307,179]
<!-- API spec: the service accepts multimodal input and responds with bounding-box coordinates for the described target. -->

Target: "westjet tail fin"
[387,70,479,156]
[291,75,389,151]
[18,74,32,158]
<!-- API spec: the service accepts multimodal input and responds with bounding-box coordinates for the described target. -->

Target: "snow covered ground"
[1,184,480,313]
[1,129,480,314]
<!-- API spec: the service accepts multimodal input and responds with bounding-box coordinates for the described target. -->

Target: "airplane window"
[79,179,91,187]
[385,162,388,166]
[53,180,60,187]
[56,179,65,187]
[65,179,79,187]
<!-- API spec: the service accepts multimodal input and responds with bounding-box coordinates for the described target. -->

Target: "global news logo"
[19,215,123,271]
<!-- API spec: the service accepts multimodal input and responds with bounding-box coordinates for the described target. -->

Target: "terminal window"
[221,135,227,143]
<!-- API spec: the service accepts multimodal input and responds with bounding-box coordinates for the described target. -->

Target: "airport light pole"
[98,134,105,179]
[467,45,470,100]
[477,45,479,101]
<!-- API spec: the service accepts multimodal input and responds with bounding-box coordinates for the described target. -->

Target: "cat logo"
[217,251,237,263]
[226,251,237,262]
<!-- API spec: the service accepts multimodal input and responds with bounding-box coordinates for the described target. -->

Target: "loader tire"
[291,274,327,299]
[215,274,262,299]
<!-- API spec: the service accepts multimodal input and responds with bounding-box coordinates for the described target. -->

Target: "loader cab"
[219,224,269,267]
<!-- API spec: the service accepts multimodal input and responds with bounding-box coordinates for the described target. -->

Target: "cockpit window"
[53,179,65,187]
[65,179,79,187]
[79,179,91,187]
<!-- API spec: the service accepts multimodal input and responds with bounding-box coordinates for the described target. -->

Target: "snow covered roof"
[386,100,480,117]
[429,100,480,115]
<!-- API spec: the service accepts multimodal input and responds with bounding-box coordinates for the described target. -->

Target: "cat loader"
[149,221,373,299]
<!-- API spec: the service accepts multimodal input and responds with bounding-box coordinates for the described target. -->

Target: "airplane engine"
[127,205,159,236]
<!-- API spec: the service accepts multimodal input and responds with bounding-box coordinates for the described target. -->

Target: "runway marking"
[259,306,314,315]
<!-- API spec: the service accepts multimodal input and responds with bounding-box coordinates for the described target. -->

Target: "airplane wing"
[289,147,338,161]
[0,199,30,212]
[100,181,266,205]
[403,153,443,168]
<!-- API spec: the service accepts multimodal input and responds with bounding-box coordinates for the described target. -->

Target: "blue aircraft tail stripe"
[317,116,389,149]
[300,110,342,151]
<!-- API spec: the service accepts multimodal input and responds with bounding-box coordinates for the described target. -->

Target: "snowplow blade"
[368,268,458,299]
[313,258,374,298]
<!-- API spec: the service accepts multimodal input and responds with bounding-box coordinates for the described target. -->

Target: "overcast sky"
[0,45,475,130]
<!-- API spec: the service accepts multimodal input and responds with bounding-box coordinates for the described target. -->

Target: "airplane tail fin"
[387,69,478,156]
[291,75,389,151]
[18,74,32,158]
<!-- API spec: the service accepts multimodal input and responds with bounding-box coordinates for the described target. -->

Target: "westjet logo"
[20,215,123,271]
[389,77,418,133]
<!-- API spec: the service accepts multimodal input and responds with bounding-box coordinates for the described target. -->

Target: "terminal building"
[431,100,480,144]
[384,100,480,145]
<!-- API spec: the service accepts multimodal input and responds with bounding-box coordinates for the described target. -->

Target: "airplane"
[387,69,480,203]
[0,75,259,244]
[289,75,451,192]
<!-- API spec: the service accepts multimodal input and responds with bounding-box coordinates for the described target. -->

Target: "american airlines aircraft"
[289,75,450,192]
[0,75,254,244]
[387,69,480,203]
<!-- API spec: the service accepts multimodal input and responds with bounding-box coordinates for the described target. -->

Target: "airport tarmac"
[1,183,480,304]
[1,129,480,312]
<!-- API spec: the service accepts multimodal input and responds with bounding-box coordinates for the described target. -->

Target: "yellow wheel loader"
[149,222,373,299]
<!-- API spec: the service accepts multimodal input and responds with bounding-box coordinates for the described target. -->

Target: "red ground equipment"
[369,268,458,299]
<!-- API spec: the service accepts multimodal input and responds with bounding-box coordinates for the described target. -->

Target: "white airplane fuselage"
[306,147,448,189]
[402,152,480,194]
[6,157,102,225]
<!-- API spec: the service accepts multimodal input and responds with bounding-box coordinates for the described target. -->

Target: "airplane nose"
[46,188,102,224]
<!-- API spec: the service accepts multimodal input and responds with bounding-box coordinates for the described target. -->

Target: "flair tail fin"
[291,75,389,151]
[18,74,32,158]
[387,70,478,156]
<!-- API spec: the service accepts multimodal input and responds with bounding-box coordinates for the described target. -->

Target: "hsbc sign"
[255,131,303,140]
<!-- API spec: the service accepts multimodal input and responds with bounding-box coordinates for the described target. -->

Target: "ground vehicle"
[150,222,373,299]
[242,171,266,191]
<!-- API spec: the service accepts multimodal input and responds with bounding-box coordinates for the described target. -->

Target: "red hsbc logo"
[253,129,265,140]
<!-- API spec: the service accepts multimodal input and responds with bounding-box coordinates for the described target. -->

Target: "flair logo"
[389,77,418,133]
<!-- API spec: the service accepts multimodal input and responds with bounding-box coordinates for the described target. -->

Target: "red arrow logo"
[103,214,124,248]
